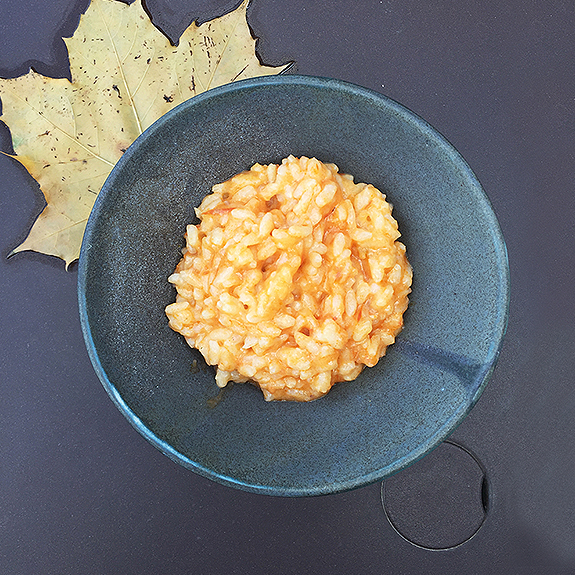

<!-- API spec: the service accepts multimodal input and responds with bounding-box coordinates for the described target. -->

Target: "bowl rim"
[78,74,510,496]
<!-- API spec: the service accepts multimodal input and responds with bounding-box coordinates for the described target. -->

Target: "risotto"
[165,156,412,401]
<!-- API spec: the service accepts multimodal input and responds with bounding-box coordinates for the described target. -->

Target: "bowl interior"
[78,75,509,496]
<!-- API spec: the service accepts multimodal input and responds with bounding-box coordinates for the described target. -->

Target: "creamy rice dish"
[165,156,412,401]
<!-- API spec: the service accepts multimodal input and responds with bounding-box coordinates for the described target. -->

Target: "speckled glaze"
[78,75,509,497]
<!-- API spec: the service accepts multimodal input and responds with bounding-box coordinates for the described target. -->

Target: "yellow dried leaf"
[0,0,288,267]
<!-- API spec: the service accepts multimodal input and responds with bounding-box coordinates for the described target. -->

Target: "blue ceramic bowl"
[78,75,509,496]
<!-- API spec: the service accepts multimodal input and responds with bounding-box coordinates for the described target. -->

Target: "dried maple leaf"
[0,0,289,267]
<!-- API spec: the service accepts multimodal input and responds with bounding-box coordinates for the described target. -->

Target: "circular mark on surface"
[381,440,489,550]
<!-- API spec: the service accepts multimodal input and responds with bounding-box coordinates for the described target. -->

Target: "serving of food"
[165,156,412,401]
[78,75,509,495]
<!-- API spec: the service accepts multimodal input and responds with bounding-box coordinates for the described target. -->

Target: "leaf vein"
[95,0,143,135]
[33,218,89,241]
[7,91,114,167]
[206,4,244,90]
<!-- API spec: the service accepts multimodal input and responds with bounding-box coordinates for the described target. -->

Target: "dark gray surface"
[1,0,574,573]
